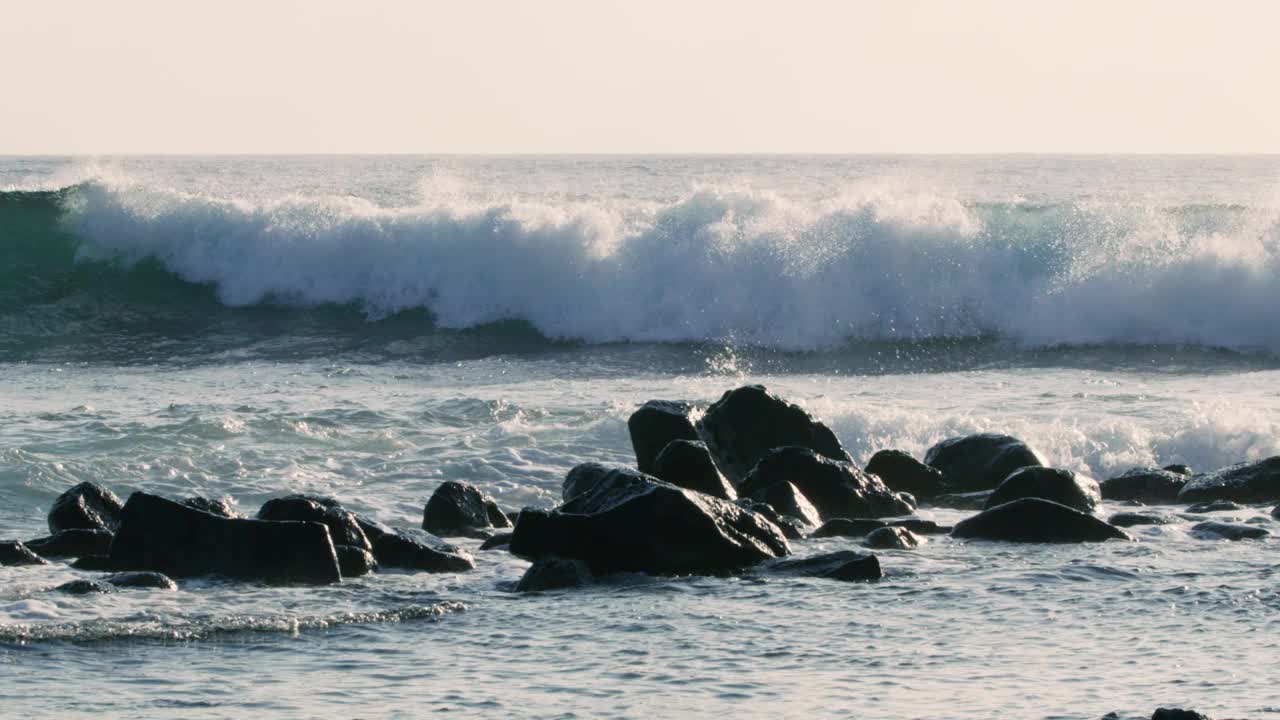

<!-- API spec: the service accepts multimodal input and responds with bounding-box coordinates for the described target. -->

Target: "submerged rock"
[48,481,124,534]
[422,481,512,538]
[1190,521,1269,541]
[56,579,112,595]
[749,480,820,528]
[865,449,948,499]
[479,532,514,550]
[106,492,341,584]
[1151,709,1211,720]
[1184,499,1245,514]
[0,541,48,566]
[698,385,851,486]
[931,490,994,510]
[951,498,1131,543]
[1178,456,1280,503]
[510,467,790,576]
[1108,511,1178,528]
[180,496,241,518]
[628,400,700,475]
[1100,468,1188,504]
[864,526,923,550]
[924,433,1046,492]
[258,495,372,552]
[1273,504,1280,520]
[739,446,914,521]
[985,467,1100,513]
[652,439,737,500]
[766,551,882,582]
[812,516,950,538]
[515,557,593,592]
[105,571,177,590]
[24,528,113,559]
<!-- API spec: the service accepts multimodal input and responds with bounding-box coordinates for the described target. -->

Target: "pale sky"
[1,0,1276,154]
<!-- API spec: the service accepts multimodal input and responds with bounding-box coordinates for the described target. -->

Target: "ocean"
[2,155,1278,719]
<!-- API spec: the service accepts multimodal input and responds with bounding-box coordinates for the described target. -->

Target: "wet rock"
[106,492,341,584]
[1101,468,1188,504]
[105,571,177,590]
[749,481,820,528]
[864,526,923,549]
[739,446,915,521]
[69,556,116,571]
[180,496,241,518]
[1273,504,1280,520]
[24,528,113,559]
[422,481,512,538]
[1151,709,1211,720]
[698,385,851,486]
[985,467,1100,513]
[628,400,700,475]
[369,528,475,572]
[56,579,112,594]
[931,490,993,510]
[766,551,882,582]
[951,498,1132,543]
[258,495,372,552]
[48,481,124,533]
[1108,512,1178,527]
[888,517,952,535]
[734,499,806,540]
[335,545,378,577]
[563,462,614,502]
[651,439,736,500]
[1190,520,1269,541]
[866,449,948,499]
[480,532,513,550]
[1161,464,1193,476]
[924,433,1046,492]
[510,468,790,576]
[1184,499,1244,514]
[810,518,888,538]
[515,557,593,592]
[1178,456,1280,503]
[0,541,48,566]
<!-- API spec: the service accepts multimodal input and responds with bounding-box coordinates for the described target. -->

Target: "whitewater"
[2,155,1279,719]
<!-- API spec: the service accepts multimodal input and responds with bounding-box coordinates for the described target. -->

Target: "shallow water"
[3,156,1279,718]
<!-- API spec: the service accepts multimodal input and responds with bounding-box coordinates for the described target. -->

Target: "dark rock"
[335,545,378,577]
[924,433,1046,492]
[180,496,241,518]
[766,551,882,582]
[258,495,372,552]
[1185,499,1244,514]
[1161,464,1193,476]
[69,556,116,571]
[48,481,124,533]
[864,526,923,549]
[628,400,700,475]
[1273,504,1280,520]
[734,499,806,540]
[510,468,790,576]
[888,517,952,535]
[24,528,113,558]
[698,385,851,486]
[811,518,887,538]
[931,490,994,510]
[422,481,511,538]
[479,532,514,550]
[985,466,1100,513]
[515,557,593,592]
[370,528,474,572]
[563,462,615,502]
[866,449,948,499]
[1152,709,1211,720]
[951,498,1132,543]
[1101,468,1188,504]
[107,492,341,584]
[1190,521,1269,540]
[56,579,112,594]
[750,481,820,528]
[0,541,48,566]
[1179,456,1280,503]
[739,446,914,521]
[652,439,736,500]
[1108,512,1178,527]
[105,571,177,590]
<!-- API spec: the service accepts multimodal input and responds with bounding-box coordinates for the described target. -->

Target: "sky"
[1,0,1276,154]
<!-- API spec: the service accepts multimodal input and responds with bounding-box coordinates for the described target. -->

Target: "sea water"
[1,155,1278,718]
